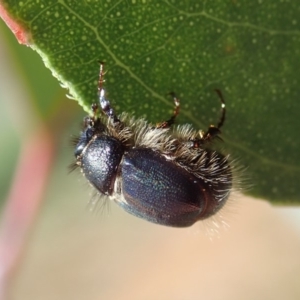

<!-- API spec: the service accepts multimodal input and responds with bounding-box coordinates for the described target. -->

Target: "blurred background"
[1,20,300,300]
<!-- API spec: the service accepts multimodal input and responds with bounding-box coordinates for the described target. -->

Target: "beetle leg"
[156,92,180,129]
[188,89,226,148]
[98,62,122,125]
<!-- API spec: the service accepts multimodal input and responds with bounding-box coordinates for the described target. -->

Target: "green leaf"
[1,0,300,203]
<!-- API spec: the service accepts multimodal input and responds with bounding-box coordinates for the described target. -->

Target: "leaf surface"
[1,0,300,203]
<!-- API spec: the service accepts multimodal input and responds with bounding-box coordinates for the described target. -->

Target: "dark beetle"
[74,63,232,227]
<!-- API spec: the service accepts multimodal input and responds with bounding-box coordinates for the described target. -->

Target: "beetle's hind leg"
[188,89,226,148]
[155,92,180,129]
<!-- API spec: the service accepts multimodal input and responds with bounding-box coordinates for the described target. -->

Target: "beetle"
[73,62,232,227]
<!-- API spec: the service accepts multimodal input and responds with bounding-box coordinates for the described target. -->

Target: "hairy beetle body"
[73,63,232,228]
